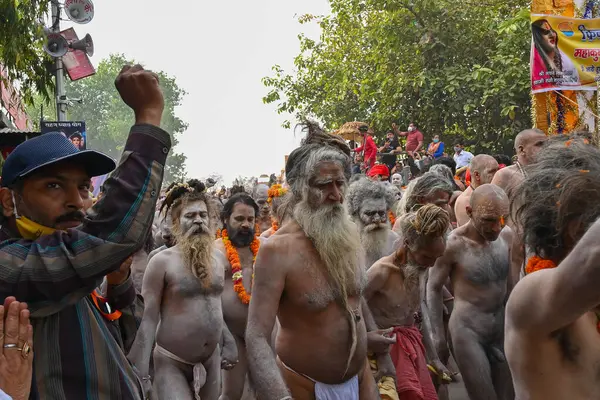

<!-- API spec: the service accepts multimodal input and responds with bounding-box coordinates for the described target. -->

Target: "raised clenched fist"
[115,64,164,126]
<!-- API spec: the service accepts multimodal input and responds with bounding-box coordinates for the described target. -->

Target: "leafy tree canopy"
[263,0,531,155]
[27,54,188,183]
[0,0,53,104]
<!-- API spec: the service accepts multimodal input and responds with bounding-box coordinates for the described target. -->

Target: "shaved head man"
[491,129,546,194]
[428,184,514,400]
[454,155,499,227]
[491,129,547,293]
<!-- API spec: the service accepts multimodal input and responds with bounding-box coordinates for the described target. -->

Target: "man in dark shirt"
[0,64,170,399]
[378,130,402,175]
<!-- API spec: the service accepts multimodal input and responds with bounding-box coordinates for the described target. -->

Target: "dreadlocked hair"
[230,185,245,195]
[160,179,207,219]
[512,134,599,263]
[400,203,450,248]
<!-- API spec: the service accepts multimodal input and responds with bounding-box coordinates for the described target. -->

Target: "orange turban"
[368,164,390,179]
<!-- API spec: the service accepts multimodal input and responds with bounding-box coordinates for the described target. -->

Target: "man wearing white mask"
[393,122,424,157]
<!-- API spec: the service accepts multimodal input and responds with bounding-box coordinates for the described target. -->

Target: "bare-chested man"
[246,123,378,400]
[252,183,271,234]
[491,129,546,290]
[347,177,399,269]
[129,181,237,400]
[428,184,514,400]
[260,184,288,239]
[366,204,452,399]
[216,193,265,400]
[454,155,498,227]
[491,129,545,195]
[506,135,600,400]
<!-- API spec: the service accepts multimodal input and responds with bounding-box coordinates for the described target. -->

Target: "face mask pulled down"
[11,192,57,240]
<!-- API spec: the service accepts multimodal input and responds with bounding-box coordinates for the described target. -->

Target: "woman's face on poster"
[540,21,557,52]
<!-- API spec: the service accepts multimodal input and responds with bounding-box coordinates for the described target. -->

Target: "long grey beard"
[293,200,361,297]
[360,224,390,267]
[177,232,215,287]
[294,197,363,377]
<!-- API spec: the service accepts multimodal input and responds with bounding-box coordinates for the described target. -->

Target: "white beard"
[359,222,391,267]
[294,199,362,296]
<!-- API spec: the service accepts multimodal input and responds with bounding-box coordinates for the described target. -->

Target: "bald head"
[470,184,508,208]
[470,155,499,187]
[468,184,508,241]
[515,129,547,165]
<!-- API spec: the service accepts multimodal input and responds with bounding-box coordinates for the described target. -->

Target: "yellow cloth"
[368,354,400,400]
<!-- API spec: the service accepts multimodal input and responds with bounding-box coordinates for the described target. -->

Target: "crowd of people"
[0,63,598,400]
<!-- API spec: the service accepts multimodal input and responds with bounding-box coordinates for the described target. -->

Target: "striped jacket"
[0,124,170,400]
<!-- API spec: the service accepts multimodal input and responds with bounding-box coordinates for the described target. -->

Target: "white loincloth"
[279,357,359,400]
[155,344,206,400]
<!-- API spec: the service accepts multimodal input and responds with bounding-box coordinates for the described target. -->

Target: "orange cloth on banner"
[390,326,438,400]
[531,0,578,135]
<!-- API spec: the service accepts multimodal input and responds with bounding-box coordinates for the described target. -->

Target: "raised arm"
[507,217,600,335]
[127,252,167,378]
[0,67,170,316]
[246,239,290,400]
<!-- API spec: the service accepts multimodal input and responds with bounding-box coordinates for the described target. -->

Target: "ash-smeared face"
[178,200,211,237]
[359,198,389,231]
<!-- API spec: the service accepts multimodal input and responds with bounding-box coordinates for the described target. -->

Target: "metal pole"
[51,0,67,121]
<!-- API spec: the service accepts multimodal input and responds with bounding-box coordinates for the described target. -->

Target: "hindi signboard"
[41,121,87,150]
[531,14,600,93]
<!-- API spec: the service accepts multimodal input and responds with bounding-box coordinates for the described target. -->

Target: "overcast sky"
[60,0,330,185]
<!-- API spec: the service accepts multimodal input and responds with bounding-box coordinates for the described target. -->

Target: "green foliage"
[263,0,532,155]
[27,54,188,183]
[0,0,53,104]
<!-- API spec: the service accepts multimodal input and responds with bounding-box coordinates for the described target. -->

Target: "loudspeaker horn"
[69,34,94,57]
[64,0,95,24]
[43,33,69,57]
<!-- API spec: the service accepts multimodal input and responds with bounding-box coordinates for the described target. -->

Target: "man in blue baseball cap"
[0,64,170,399]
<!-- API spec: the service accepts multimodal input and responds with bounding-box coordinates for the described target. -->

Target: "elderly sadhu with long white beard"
[246,121,382,400]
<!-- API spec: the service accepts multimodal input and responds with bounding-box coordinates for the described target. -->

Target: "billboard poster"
[531,14,600,93]
[41,121,87,150]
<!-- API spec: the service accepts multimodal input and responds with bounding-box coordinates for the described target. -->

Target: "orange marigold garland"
[525,255,557,275]
[222,227,260,304]
[271,219,279,233]
[388,210,396,227]
[267,184,287,203]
